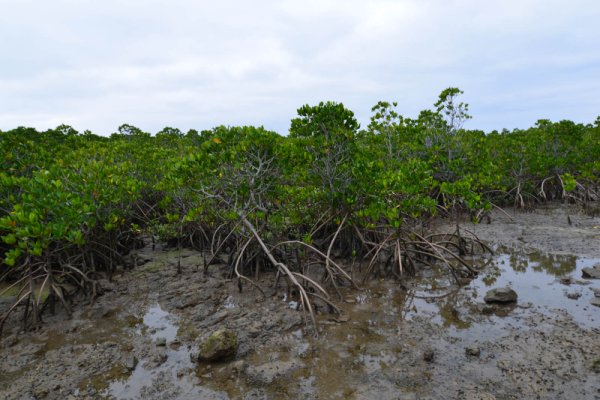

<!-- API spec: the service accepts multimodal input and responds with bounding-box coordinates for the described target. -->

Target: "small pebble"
[423,349,435,362]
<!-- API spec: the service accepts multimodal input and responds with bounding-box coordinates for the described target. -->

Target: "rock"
[245,360,301,385]
[174,294,204,309]
[566,292,582,300]
[144,352,168,369]
[560,277,573,285]
[423,349,435,362]
[481,305,496,315]
[97,279,117,292]
[200,310,230,327]
[465,346,481,357]
[231,360,247,373]
[484,287,518,303]
[582,267,600,279]
[591,287,600,298]
[155,337,167,347]
[591,298,600,308]
[128,252,152,268]
[198,329,238,362]
[191,307,217,323]
[125,355,138,371]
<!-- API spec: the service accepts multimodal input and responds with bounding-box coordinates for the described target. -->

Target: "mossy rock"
[198,329,238,362]
[484,287,517,303]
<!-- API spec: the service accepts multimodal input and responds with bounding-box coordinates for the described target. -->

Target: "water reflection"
[108,304,226,399]
[504,249,579,277]
[371,250,600,330]
[469,252,599,328]
[141,305,178,341]
[102,250,599,398]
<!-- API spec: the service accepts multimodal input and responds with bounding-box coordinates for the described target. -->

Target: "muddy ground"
[1,203,599,400]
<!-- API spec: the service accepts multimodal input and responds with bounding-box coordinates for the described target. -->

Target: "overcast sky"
[1,0,599,135]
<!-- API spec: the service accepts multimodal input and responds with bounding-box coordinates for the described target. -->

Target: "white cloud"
[1,0,599,135]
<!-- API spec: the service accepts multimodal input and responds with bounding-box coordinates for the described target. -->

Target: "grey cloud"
[1,0,599,135]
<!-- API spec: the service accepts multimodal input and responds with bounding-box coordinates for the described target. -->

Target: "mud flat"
[1,204,599,400]
[450,203,600,259]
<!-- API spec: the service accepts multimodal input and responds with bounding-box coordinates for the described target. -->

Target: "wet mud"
[1,204,599,400]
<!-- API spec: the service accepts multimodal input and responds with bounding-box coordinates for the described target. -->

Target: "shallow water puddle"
[470,250,600,328]
[343,251,595,393]
[433,250,600,351]
[392,250,600,330]
[108,304,226,399]
[102,250,599,398]
[140,305,178,342]
[234,250,599,397]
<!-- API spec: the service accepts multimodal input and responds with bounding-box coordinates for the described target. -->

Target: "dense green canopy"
[1,89,598,330]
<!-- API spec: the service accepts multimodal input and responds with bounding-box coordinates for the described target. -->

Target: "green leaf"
[2,234,17,245]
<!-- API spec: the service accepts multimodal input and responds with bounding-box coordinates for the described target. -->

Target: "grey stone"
[143,352,167,369]
[125,355,138,371]
[566,292,582,300]
[231,360,247,373]
[465,346,481,357]
[128,252,152,268]
[560,277,573,285]
[582,267,600,279]
[484,287,518,303]
[423,349,435,362]
[481,305,496,315]
[200,310,229,327]
[590,298,600,308]
[592,359,600,373]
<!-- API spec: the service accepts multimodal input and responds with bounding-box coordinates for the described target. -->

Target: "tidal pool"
[108,304,227,399]
[103,250,600,399]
